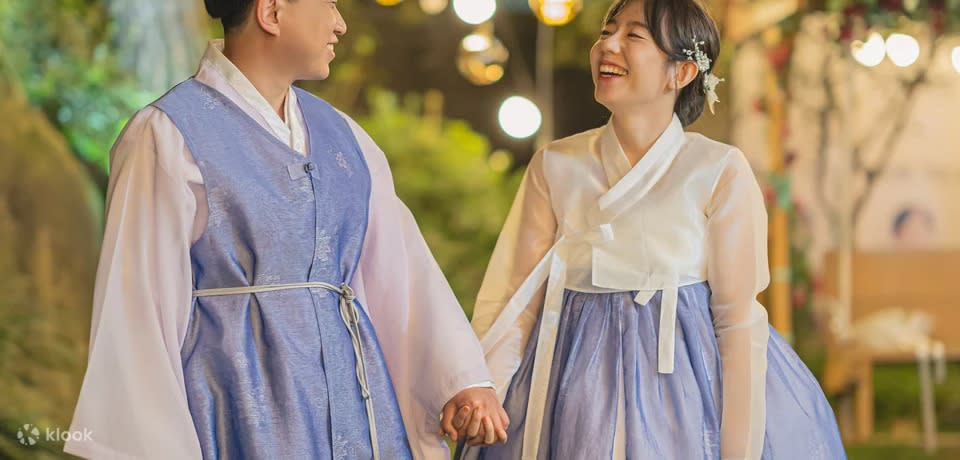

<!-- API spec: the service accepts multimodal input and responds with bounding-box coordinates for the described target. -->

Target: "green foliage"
[825,0,960,35]
[847,444,960,460]
[0,0,151,171]
[847,371,960,459]
[356,89,521,315]
[873,363,960,433]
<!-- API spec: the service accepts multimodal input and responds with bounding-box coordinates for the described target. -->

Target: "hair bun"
[204,0,239,19]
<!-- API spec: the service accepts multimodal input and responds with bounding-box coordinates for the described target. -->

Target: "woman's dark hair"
[603,0,721,126]
[205,0,256,32]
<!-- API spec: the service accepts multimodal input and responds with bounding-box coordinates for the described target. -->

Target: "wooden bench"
[820,250,960,443]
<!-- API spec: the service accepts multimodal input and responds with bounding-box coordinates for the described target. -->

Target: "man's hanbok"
[67,41,490,460]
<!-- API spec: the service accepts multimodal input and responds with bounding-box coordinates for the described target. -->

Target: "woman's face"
[590,0,674,115]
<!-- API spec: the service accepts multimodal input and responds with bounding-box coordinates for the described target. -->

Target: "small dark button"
[304,163,315,172]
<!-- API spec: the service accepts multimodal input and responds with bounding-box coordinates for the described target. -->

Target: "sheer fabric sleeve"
[705,149,771,460]
[65,107,202,459]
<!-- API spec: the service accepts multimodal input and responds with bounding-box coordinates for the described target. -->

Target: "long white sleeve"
[344,116,493,460]
[471,150,557,395]
[65,108,203,459]
[705,149,770,460]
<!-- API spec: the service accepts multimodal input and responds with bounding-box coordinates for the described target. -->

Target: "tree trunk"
[107,0,209,94]
[0,58,103,458]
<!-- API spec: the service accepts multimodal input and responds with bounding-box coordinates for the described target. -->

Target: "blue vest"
[153,79,411,459]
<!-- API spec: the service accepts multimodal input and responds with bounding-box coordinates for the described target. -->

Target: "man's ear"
[672,60,699,91]
[253,0,282,37]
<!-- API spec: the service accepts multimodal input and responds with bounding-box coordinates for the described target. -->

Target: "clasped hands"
[439,387,509,446]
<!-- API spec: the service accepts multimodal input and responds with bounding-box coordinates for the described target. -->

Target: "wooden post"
[424,89,444,131]
[855,359,874,442]
[763,31,793,341]
[535,21,555,149]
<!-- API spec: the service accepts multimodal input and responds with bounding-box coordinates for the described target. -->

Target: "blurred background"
[1,0,959,458]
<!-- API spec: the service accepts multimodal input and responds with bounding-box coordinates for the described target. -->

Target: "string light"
[529,0,582,26]
[419,0,447,15]
[458,30,508,85]
[851,33,885,67]
[452,0,496,25]
[885,33,920,67]
[499,96,542,139]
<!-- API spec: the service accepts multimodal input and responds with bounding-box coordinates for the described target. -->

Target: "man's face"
[276,0,347,80]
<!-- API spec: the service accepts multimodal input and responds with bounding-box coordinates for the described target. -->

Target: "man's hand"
[439,387,509,445]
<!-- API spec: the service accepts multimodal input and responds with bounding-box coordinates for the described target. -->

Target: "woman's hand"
[439,387,509,445]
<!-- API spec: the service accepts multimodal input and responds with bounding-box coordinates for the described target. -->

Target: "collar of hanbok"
[596,113,687,218]
[198,40,307,155]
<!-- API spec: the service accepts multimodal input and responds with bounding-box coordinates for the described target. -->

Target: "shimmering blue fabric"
[154,79,412,459]
[469,283,845,460]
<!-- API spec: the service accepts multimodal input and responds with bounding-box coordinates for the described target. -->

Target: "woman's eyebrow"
[605,19,649,29]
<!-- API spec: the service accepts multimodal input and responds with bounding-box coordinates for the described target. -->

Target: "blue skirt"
[469,283,845,459]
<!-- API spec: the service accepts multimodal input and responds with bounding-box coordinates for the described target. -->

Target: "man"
[66,1,506,458]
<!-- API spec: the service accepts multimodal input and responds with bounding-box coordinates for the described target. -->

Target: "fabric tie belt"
[478,225,681,459]
[194,281,381,460]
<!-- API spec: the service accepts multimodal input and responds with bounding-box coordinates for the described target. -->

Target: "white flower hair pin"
[682,38,724,114]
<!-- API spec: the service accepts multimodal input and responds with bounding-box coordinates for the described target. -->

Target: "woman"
[464,0,845,458]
